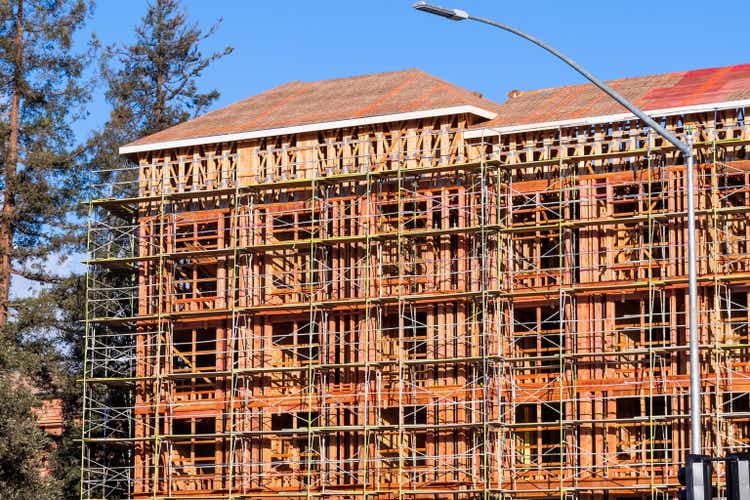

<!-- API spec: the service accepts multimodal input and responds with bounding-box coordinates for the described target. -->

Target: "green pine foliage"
[0,0,94,314]
[0,0,233,496]
[91,0,232,174]
[0,0,94,498]
[0,376,60,500]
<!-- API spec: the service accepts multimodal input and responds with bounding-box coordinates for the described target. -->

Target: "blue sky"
[77,0,749,139]
[14,0,743,297]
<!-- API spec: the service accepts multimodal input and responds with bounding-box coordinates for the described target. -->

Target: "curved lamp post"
[413,1,701,456]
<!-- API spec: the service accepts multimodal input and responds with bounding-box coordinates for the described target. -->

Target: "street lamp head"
[412,1,469,21]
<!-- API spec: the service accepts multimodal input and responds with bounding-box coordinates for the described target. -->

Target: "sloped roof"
[122,69,500,153]
[479,63,750,130]
[122,64,750,153]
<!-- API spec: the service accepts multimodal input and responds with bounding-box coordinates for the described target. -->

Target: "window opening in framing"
[514,403,564,466]
[170,417,217,491]
[172,327,218,401]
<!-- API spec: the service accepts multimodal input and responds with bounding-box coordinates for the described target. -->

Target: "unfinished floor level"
[81,65,750,499]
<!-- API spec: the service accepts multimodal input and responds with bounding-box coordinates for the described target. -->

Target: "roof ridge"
[354,70,422,117]
[166,79,306,123]
[299,67,420,84]
[246,81,313,126]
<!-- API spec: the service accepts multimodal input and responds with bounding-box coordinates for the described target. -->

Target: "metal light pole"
[413,1,702,455]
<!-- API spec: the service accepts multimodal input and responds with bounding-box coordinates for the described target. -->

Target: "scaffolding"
[81,109,750,499]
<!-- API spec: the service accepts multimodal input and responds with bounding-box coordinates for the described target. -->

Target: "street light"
[413,1,702,456]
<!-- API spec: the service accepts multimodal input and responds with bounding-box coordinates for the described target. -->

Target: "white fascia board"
[463,99,750,139]
[119,105,497,155]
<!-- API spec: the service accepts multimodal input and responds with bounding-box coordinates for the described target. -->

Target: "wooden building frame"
[81,80,750,499]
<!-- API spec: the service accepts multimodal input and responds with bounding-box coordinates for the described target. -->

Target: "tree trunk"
[153,2,165,131]
[0,0,23,327]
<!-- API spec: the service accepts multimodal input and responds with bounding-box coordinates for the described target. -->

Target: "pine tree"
[92,0,232,173]
[0,1,93,497]
[0,0,93,325]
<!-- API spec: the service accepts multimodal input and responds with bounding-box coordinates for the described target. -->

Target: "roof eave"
[120,105,497,155]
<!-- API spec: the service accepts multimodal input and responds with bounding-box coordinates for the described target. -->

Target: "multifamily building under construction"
[81,64,750,499]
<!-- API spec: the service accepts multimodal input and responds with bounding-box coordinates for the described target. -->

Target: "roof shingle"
[124,63,750,151]
[480,63,750,129]
[124,69,500,149]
